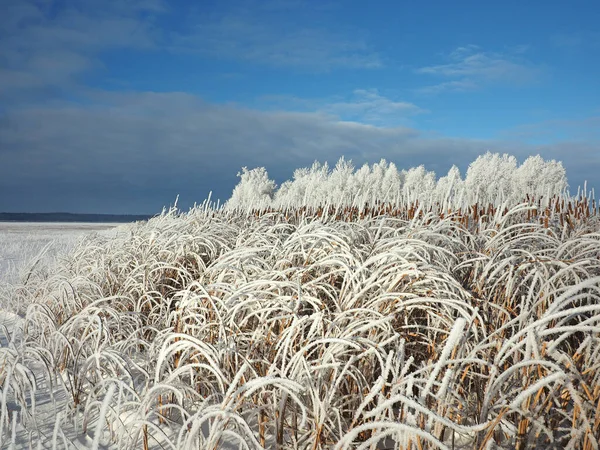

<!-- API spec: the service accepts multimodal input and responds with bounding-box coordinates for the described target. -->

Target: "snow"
[0,222,122,285]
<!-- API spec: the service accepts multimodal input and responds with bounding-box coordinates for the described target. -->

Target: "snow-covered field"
[1,154,599,449]
[0,222,122,285]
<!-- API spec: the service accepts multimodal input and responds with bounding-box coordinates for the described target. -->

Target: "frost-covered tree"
[435,165,464,206]
[368,159,402,204]
[402,165,436,203]
[273,161,330,208]
[226,152,572,211]
[226,167,276,210]
[327,157,356,205]
[380,161,402,202]
[344,159,402,206]
[514,155,568,200]
[351,163,376,205]
[465,152,517,204]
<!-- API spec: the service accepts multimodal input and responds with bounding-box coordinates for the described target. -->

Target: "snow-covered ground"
[0,222,121,285]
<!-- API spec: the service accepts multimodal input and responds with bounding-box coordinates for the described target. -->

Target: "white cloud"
[416,45,542,94]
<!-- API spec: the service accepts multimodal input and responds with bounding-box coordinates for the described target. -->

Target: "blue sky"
[1,0,599,214]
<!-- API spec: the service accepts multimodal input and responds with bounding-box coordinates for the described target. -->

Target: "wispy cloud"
[170,7,381,71]
[320,89,426,125]
[257,89,425,126]
[0,0,164,99]
[415,80,478,95]
[415,45,542,94]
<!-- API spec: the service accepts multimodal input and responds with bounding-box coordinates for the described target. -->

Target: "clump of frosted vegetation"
[1,153,599,449]
[226,152,569,211]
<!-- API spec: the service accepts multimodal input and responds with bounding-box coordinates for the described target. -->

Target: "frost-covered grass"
[1,196,599,449]
[0,223,124,313]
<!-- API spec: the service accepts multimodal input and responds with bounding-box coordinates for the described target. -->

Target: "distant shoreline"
[0,212,154,223]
